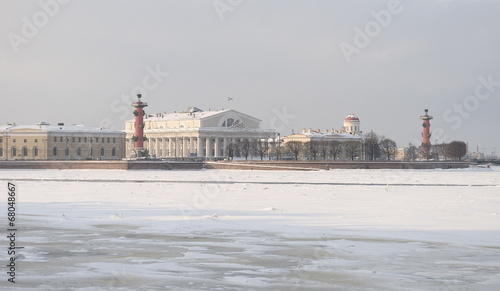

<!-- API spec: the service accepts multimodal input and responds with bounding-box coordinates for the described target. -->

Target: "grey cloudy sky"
[2,0,500,154]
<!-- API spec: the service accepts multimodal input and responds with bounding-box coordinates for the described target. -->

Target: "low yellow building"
[0,122,125,160]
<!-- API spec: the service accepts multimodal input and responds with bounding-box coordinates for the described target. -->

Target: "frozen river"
[1,167,500,290]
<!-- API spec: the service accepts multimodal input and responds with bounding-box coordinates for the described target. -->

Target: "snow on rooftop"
[126,108,239,123]
[299,131,361,138]
[0,123,124,134]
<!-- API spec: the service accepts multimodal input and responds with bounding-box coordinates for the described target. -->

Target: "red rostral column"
[420,109,433,153]
[132,94,148,154]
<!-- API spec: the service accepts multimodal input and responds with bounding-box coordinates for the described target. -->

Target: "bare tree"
[431,143,445,161]
[249,140,258,160]
[343,141,360,161]
[364,131,380,161]
[379,138,397,161]
[328,140,342,160]
[445,141,467,161]
[274,136,283,160]
[255,138,270,161]
[420,143,431,160]
[268,140,275,160]
[286,141,303,160]
[225,141,236,160]
[405,143,418,161]
[239,138,251,160]
[318,141,329,160]
[304,141,320,160]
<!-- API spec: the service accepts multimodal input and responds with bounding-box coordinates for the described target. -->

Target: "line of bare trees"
[222,135,467,162]
[284,133,399,161]
[225,138,282,161]
[405,140,467,161]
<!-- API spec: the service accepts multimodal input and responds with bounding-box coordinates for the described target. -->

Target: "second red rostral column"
[132,94,148,156]
[420,109,433,155]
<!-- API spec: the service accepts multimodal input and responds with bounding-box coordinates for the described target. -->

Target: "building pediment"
[200,109,261,129]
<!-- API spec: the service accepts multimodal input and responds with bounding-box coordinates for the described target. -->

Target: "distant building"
[342,114,362,135]
[283,114,362,143]
[282,114,363,160]
[125,107,277,159]
[395,147,406,161]
[0,123,125,160]
[283,128,361,143]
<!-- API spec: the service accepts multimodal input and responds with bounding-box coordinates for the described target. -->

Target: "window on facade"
[107,138,110,143]
[222,118,235,127]
[13,139,16,143]
[54,137,57,142]
[53,147,57,156]
[12,147,17,157]
[90,148,93,156]
[102,138,104,143]
[60,137,63,142]
[22,147,28,157]
[78,137,81,142]
[112,147,116,157]
[72,137,75,142]
[84,137,87,143]
[65,147,69,156]
[0,148,3,157]
[77,147,82,156]
[113,138,116,143]
[24,139,27,143]
[33,147,38,157]
[100,147,105,156]
[0,138,2,143]
[35,139,38,143]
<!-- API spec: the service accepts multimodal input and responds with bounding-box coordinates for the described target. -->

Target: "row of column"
[135,136,259,158]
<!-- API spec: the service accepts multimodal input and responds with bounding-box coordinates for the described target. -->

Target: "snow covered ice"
[1,167,500,290]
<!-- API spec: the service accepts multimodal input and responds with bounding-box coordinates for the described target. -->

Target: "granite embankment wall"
[0,160,469,170]
[0,160,203,170]
[204,161,470,171]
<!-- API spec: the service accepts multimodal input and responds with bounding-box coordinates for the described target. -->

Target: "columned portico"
[168,138,174,157]
[147,139,152,155]
[175,138,181,157]
[206,137,212,158]
[189,137,195,157]
[155,138,160,157]
[162,138,167,158]
[222,138,228,158]
[197,137,204,157]
[214,138,221,158]
[182,138,188,157]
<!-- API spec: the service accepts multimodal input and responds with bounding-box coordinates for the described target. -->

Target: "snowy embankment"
[1,167,499,290]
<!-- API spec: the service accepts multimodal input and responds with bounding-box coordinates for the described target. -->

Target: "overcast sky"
[2,0,500,154]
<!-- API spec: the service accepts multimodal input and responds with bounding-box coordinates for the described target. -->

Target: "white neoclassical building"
[124,107,277,159]
[282,114,363,160]
[283,114,363,143]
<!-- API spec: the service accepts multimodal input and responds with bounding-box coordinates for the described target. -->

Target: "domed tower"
[343,114,361,135]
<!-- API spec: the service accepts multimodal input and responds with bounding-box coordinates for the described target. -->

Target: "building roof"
[286,131,361,140]
[0,123,123,134]
[127,108,262,123]
[344,114,360,121]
